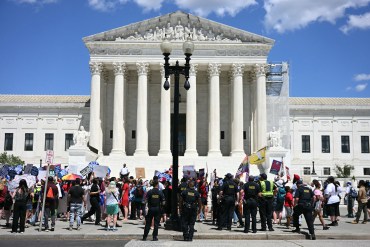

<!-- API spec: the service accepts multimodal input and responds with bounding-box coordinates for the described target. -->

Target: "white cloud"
[263,0,370,33]
[355,83,368,92]
[174,0,257,17]
[354,73,370,81]
[340,12,370,33]
[13,0,58,4]
[87,0,128,12]
[133,0,164,12]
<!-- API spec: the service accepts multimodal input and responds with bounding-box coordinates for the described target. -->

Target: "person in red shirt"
[284,186,293,228]
[120,177,130,221]
[199,180,208,221]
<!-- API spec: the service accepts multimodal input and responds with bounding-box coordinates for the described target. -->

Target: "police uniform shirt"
[243,182,261,200]
[181,188,200,204]
[221,180,239,197]
[146,188,165,207]
[294,185,314,204]
[178,182,188,194]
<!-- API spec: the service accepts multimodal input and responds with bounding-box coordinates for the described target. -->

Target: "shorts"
[106,204,119,215]
[274,201,284,211]
[327,202,340,217]
[32,202,38,210]
[26,203,33,210]
[201,197,208,206]
[284,206,292,217]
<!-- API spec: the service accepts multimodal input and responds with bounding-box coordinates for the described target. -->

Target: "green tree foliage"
[0,152,25,166]
[334,164,354,178]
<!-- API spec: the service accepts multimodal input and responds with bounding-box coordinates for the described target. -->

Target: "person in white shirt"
[120,164,129,180]
[324,176,340,226]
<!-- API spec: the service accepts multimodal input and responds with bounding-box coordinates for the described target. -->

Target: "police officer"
[211,179,220,225]
[179,181,201,241]
[258,173,275,231]
[178,177,188,194]
[217,173,239,231]
[143,180,165,241]
[241,176,261,233]
[292,180,316,240]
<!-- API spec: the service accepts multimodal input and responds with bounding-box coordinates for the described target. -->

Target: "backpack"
[46,186,54,199]
[277,187,286,203]
[350,187,358,199]
[135,186,144,198]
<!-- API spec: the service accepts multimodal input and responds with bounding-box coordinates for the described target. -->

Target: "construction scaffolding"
[266,62,290,149]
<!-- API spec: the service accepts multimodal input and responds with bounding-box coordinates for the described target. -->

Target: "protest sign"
[8,174,36,192]
[24,164,33,174]
[67,165,79,175]
[45,150,54,164]
[80,165,93,177]
[38,170,47,180]
[0,165,8,178]
[183,165,197,178]
[270,160,282,175]
[94,165,109,178]
[30,166,39,176]
[199,168,205,178]
[135,167,145,178]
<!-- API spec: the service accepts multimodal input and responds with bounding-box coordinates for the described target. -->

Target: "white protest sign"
[38,170,47,180]
[67,165,79,174]
[8,174,37,192]
[80,165,93,177]
[45,150,54,164]
[93,165,109,178]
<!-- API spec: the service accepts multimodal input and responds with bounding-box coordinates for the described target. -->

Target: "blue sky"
[0,0,370,97]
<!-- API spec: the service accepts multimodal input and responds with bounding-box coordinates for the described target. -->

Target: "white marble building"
[0,11,369,179]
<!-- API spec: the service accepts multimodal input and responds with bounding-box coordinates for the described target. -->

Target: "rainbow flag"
[236,155,249,177]
[249,147,266,165]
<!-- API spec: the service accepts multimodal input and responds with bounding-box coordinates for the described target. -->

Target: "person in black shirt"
[180,180,201,241]
[217,173,239,231]
[68,178,85,231]
[81,178,101,225]
[241,176,261,233]
[211,179,220,225]
[292,180,316,240]
[143,180,165,241]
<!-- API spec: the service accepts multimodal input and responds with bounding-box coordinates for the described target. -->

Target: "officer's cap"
[225,173,233,179]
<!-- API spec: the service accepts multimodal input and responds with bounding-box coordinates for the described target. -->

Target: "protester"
[68,178,85,231]
[81,178,101,225]
[211,179,220,225]
[325,176,341,226]
[311,179,329,230]
[120,177,130,221]
[345,181,356,218]
[105,181,119,231]
[43,176,59,232]
[284,186,293,229]
[273,179,285,225]
[11,179,30,233]
[120,164,129,180]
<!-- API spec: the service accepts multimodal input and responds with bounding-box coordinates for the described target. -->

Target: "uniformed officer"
[217,173,239,231]
[143,180,165,241]
[178,177,188,194]
[258,173,275,231]
[292,180,316,240]
[179,180,201,241]
[211,179,220,225]
[241,176,261,233]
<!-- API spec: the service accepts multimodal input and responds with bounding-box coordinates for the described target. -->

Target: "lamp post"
[311,161,316,175]
[160,37,194,231]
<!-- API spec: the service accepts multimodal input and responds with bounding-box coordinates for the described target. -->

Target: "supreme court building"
[1,11,370,179]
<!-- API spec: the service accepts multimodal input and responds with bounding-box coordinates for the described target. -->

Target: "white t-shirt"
[120,167,129,176]
[324,183,340,204]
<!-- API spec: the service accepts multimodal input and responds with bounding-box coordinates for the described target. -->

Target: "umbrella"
[62,173,82,181]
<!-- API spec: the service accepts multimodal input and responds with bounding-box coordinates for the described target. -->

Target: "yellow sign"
[249,147,266,165]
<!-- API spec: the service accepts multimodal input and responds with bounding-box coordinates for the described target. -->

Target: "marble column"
[89,62,103,153]
[134,62,149,156]
[208,63,222,157]
[231,63,245,156]
[110,62,126,156]
[185,64,198,157]
[255,64,267,149]
[158,63,171,157]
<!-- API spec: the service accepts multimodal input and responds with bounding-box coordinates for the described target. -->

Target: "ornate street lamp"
[160,36,194,231]
[311,161,316,175]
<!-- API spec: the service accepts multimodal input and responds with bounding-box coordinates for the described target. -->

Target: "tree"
[0,152,25,166]
[334,164,354,178]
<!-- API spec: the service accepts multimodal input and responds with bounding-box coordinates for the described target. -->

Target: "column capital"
[189,64,198,76]
[254,63,267,77]
[208,63,221,77]
[231,63,245,78]
[113,62,126,75]
[89,62,103,75]
[136,62,150,76]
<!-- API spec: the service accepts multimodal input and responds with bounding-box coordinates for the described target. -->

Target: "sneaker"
[311,234,316,240]
[351,220,359,224]
[323,226,330,230]
[269,228,275,232]
[153,237,158,241]
[51,227,55,232]
[69,226,73,231]
[362,221,367,224]
[292,228,300,233]
[142,235,147,241]
[76,226,81,231]
[45,229,49,232]
[112,227,118,231]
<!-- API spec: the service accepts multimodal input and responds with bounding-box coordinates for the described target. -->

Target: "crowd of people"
[0,164,370,242]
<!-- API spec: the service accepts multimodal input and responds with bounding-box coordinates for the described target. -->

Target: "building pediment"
[83,10,274,45]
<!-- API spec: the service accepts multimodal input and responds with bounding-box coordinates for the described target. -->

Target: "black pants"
[144,207,160,238]
[82,198,101,224]
[218,197,235,229]
[347,197,354,217]
[259,197,273,230]
[12,201,27,232]
[244,198,258,232]
[293,204,315,234]
[212,200,219,223]
[181,207,197,240]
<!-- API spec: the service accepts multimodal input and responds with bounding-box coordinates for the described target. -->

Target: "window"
[221,131,225,140]
[24,133,33,151]
[110,130,113,139]
[341,135,350,153]
[4,133,13,151]
[65,134,73,151]
[321,135,330,153]
[243,131,246,140]
[361,136,369,153]
[302,135,310,153]
[45,133,54,151]
[323,167,331,175]
[132,130,136,139]
[364,168,370,175]
[303,167,311,175]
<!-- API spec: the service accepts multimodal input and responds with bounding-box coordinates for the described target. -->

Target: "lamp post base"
[164,215,182,231]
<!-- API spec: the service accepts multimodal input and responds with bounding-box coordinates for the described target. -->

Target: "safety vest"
[260,180,274,197]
